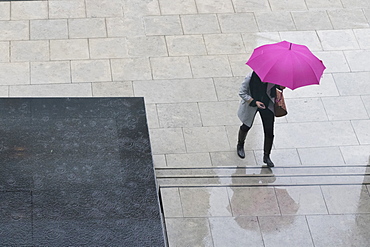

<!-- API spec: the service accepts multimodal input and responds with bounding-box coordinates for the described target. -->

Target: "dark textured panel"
[0,98,165,246]
[0,192,32,246]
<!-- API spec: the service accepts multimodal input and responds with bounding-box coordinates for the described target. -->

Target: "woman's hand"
[256,101,266,109]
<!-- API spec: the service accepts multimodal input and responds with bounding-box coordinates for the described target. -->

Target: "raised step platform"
[156,165,370,187]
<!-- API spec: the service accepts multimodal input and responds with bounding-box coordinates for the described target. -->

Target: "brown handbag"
[275,88,287,117]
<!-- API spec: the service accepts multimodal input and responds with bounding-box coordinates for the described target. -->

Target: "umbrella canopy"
[246,41,326,90]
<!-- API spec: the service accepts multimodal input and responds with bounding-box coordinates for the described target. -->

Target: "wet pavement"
[0,0,370,246]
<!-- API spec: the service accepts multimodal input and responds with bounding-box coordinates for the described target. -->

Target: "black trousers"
[240,108,275,147]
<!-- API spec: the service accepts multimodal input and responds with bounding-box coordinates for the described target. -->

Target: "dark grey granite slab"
[0,98,166,246]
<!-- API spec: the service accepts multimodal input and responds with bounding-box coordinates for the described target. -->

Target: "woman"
[237,71,283,167]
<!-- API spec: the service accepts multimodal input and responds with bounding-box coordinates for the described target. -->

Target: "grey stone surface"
[68,18,107,38]
[31,61,71,84]
[48,0,86,19]
[11,40,49,62]
[30,20,68,40]
[50,39,89,60]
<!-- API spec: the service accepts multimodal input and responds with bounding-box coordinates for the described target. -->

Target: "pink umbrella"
[246,41,326,90]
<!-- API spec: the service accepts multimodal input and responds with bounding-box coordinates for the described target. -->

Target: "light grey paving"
[344,50,370,72]
[241,32,281,51]
[144,103,160,129]
[210,151,257,166]
[198,101,240,126]
[152,154,166,168]
[275,186,328,215]
[209,217,264,247]
[354,28,370,49]
[213,76,244,101]
[111,58,152,81]
[322,96,368,121]
[218,13,259,33]
[158,0,197,15]
[307,214,370,247]
[85,0,123,17]
[0,86,8,97]
[10,1,48,20]
[71,60,111,83]
[151,57,192,80]
[305,0,343,9]
[340,145,370,164]
[91,81,134,97]
[0,21,29,40]
[9,83,92,97]
[229,54,253,77]
[283,74,339,98]
[50,39,89,60]
[291,10,333,30]
[144,15,183,35]
[106,17,145,37]
[30,20,68,40]
[274,121,359,149]
[259,216,314,247]
[269,0,307,11]
[333,72,370,96]
[327,9,369,29]
[31,61,71,84]
[321,185,370,214]
[68,18,107,38]
[166,218,214,247]
[123,0,160,17]
[284,98,328,122]
[48,0,86,19]
[89,38,128,59]
[298,147,345,165]
[181,14,221,34]
[227,187,280,216]
[0,63,29,85]
[352,120,370,145]
[204,34,246,54]
[166,35,207,56]
[254,12,296,32]
[317,30,360,50]
[133,78,218,104]
[179,187,231,217]
[254,149,302,166]
[160,188,183,217]
[279,31,322,51]
[0,42,9,62]
[0,2,10,21]
[341,0,370,8]
[149,128,186,154]
[166,153,212,167]
[127,36,167,57]
[157,103,202,128]
[362,95,370,118]
[183,126,231,153]
[232,0,270,12]
[313,51,350,73]
[190,55,232,78]
[11,40,49,62]
[195,0,234,13]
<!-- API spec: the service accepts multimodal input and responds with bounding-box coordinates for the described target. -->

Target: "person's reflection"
[228,166,299,230]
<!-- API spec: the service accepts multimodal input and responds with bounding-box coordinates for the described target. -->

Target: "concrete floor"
[0,0,370,246]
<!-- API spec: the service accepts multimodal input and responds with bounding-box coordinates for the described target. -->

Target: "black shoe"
[237,144,245,159]
[263,154,274,167]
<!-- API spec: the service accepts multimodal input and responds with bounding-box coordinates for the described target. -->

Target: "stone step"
[155,165,370,187]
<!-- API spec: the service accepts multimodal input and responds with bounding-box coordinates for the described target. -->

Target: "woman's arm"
[239,73,254,104]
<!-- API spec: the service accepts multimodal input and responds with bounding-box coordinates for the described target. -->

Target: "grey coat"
[237,73,276,127]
